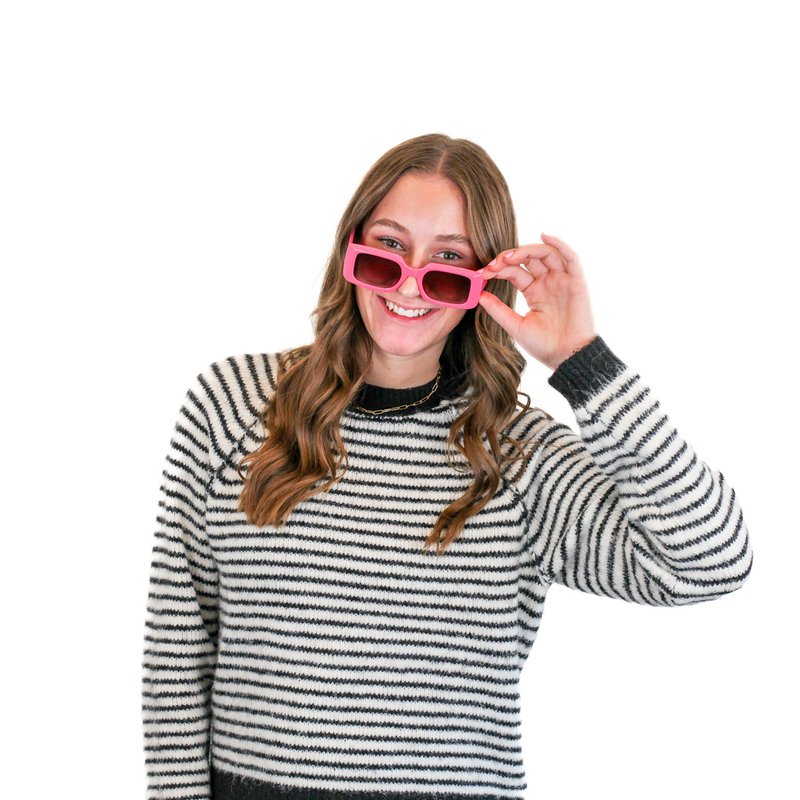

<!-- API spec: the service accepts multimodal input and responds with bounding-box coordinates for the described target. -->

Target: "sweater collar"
[352,363,465,416]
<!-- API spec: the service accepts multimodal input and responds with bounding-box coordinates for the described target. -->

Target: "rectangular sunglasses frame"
[342,229,488,309]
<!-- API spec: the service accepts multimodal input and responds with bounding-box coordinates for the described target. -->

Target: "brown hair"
[237,133,542,553]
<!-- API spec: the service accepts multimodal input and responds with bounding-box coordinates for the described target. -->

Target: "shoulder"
[197,352,283,412]
[184,351,288,461]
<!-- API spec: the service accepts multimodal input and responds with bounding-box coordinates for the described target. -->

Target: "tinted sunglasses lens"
[353,252,402,289]
[422,270,472,305]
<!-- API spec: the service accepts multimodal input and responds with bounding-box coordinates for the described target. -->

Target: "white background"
[2,1,797,797]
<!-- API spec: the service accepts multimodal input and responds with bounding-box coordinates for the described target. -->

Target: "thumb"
[477,291,522,340]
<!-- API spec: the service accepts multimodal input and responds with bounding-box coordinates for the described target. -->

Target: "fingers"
[497,243,566,274]
[486,236,582,276]
[540,233,582,272]
[481,263,538,294]
[480,236,584,305]
[511,255,550,280]
[477,291,524,341]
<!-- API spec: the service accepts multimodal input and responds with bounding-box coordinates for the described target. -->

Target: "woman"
[141,134,752,799]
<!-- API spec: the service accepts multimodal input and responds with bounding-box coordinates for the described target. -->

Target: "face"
[355,172,480,382]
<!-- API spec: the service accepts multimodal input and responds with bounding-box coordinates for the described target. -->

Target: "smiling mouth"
[382,297,434,318]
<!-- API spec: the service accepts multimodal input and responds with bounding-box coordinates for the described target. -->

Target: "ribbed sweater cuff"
[547,335,627,407]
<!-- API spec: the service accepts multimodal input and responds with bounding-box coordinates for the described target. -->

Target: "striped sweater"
[141,336,752,799]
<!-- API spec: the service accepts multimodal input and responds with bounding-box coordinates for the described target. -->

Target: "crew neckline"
[351,363,465,416]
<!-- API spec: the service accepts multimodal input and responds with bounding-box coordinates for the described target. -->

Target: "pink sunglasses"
[342,229,488,309]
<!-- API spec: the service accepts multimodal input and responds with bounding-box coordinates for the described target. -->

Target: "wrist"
[549,335,599,371]
[547,335,627,407]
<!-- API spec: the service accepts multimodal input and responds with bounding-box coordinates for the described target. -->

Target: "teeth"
[384,298,432,318]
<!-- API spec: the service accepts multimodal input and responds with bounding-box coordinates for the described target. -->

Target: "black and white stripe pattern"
[142,338,752,799]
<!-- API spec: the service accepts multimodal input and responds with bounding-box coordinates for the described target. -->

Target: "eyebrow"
[368,218,473,248]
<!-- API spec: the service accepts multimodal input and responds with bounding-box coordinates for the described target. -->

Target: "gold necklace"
[350,367,443,416]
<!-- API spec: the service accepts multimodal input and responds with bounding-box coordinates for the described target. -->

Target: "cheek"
[441,307,466,333]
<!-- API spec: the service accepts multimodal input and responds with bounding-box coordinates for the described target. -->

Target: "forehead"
[367,173,469,236]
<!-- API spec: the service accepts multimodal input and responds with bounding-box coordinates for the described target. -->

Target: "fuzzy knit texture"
[141,336,752,800]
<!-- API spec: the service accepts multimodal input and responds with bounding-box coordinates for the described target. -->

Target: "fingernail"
[504,250,516,260]
[487,258,496,267]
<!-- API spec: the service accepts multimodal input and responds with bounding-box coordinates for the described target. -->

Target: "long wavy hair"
[238,133,542,553]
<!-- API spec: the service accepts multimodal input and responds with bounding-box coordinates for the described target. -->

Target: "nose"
[397,275,421,298]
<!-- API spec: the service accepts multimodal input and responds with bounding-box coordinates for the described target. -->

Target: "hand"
[477,233,598,371]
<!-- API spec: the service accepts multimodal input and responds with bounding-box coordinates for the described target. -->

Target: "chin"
[371,338,443,359]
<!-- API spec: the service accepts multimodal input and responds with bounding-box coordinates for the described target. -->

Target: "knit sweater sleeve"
[520,336,753,605]
[142,373,219,800]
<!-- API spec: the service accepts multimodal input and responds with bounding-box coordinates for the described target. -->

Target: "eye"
[436,250,462,262]
[376,236,403,251]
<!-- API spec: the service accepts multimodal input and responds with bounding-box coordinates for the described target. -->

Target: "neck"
[365,352,441,388]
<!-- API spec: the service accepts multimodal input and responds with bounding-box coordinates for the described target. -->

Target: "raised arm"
[522,336,753,605]
[141,376,219,799]
[478,232,751,604]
